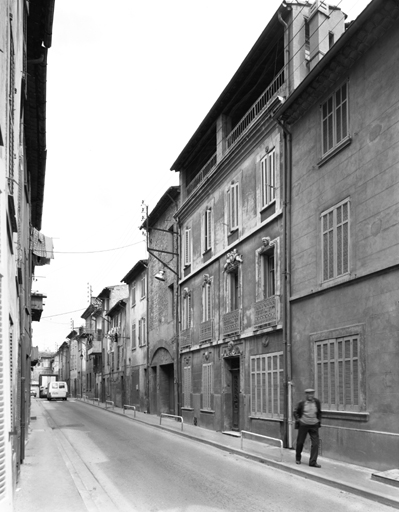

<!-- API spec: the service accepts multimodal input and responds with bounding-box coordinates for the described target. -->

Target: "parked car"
[30,386,37,397]
[47,381,68,401]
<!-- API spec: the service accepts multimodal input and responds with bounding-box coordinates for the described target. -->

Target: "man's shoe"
[295,460,301,464]
[309,463,321,468]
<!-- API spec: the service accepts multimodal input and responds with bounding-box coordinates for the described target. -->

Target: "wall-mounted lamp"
[154,270,166,282]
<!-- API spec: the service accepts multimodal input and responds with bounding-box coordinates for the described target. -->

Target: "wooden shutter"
[132,324,136,349]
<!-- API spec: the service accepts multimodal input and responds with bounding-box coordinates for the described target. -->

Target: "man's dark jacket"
[293,398,322,429]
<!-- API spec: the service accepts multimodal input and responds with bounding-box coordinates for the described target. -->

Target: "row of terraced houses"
[54,0,399,474]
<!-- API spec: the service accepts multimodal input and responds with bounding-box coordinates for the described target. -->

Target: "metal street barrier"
[123,405,136,418]
[160,413,184,431]
[241,430,283,461]
[105,400,114,410]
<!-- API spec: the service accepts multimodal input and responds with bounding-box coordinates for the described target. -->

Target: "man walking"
[294,388,322,467]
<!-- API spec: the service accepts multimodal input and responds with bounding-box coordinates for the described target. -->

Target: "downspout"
[275,117,293,449]
[174,217,181,416]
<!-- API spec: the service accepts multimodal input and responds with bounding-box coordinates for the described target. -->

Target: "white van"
[47,381,68,401]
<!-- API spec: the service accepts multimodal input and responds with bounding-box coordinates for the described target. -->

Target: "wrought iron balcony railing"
[253,296,277,329]
[223,309,241,336]
[199,319,213,343]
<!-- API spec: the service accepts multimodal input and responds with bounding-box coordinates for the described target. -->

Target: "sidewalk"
[16,398,399,511]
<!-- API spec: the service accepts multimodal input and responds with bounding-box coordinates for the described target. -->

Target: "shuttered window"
[140,274,146,299]
[250,352,284,418]
[322,81,349,156]
[183,366,192,408]
[131,282,136,307]
[202,282,212,322]
[131,324,136,350]
[202,363,213,410]
[315,336,360,411]
[182,291,192,331]
[138,318,146,346]
[321,199,349,282]
[184,227,192,267]
[204,208,212,251]
[261,149,276,208]
[228,182,239,231]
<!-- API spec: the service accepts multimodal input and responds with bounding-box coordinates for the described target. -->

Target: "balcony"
[186,68,285,198]
[88,340,102,356]
[180,329,192,349]
[199,320,213,343]
[223,309,241,336]
[253,296,277,329]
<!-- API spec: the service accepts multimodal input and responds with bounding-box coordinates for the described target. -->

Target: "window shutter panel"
[207,283,211,320]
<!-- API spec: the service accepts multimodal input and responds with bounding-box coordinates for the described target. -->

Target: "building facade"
[276,0,399,469]
[0,1,55,508]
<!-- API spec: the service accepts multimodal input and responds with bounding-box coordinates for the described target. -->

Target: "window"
[138,318,146,346]
[202,280,212,322]
[202,363,213,410]
[131,323,136,350]
[131,282,136,307]
[321,81,349,156]
[227,181,239,231]
[250,352,284,418]
[203,207,212,252]
[261,250,275,298]
[183,365,192,408]
[315,336,360,411]
[228,268,239,312]
[321,199,350,282]
[261,150,276,208]
[140,274,146,299]
[182,290,192,331]
[183,227,192,267]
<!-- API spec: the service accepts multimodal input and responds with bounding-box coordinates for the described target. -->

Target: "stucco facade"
[277,0,399,469]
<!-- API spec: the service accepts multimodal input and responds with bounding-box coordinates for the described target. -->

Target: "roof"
[121,259,148,285]
[170,2,295,172]
[106,299,128,318]
[275,0,399,124]
[26,0,55,230]
[140,186,180,230]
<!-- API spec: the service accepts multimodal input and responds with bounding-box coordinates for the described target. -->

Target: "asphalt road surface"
[38,400,393,512]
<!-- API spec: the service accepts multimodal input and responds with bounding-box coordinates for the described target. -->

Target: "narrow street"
[16,400,396,512]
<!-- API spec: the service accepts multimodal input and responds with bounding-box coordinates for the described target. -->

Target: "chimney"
[309,1,346,71]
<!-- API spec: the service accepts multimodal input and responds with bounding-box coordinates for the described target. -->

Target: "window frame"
[321,81,349,158]
[202,278,213,322]
[203,206,213,253]
[131,282,136,307]
[131,323,136,350]
[202,363,213,411]
[182,365,192,409]
[250,352,284,419]
[140,274,146,300]
[182,289,192,331]
[183,226,192,267]
[261,149,276,209]
[227,181,239,232]
[321,198,350,283]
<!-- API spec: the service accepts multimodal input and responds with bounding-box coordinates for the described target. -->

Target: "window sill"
[181,407,194,411]
[318,136,352,167]
[321,410,369,422]
[200,409,215,414]
[249,415,284,422]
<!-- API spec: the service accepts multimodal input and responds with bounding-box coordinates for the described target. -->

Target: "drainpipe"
[174,217,181,416]
[275,117,293,448]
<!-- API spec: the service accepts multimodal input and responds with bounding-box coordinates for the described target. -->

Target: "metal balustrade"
[226,68,285,150]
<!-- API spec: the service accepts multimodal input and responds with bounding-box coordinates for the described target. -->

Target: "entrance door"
[231,368,240,431]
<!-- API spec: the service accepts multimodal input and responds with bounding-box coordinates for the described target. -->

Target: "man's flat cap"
[305,388,315,393]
